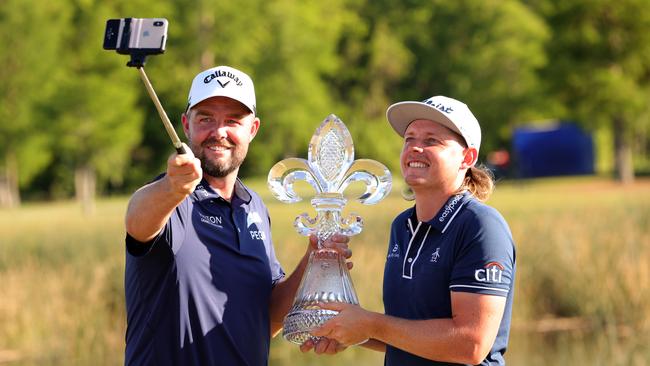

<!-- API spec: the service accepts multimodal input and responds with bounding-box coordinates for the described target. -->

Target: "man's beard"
[191,137,247,178]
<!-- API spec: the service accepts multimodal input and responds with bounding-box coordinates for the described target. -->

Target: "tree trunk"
[613,116,634,184]
[75,165,96,215]
[0,153,21,208]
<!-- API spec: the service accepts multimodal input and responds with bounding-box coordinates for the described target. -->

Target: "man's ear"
[181,113,190,138]
[249,117,260,142]
[461,147,478,169]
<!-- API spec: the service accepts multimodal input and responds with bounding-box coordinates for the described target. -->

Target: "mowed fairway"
[1,177,649,365]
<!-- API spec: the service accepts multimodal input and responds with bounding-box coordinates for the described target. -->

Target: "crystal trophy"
[268,114,392,345]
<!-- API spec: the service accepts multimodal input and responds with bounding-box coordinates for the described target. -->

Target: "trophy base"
[282,308,339,345]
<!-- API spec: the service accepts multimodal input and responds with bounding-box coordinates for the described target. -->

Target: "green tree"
[323,0,415,173]
[116,0,271,183]
[0,0,71,207]
[528,0,650,182]
[45,0,171,212]
[245,0,360,175]
[324,0,549,174]
[398,0,550,155]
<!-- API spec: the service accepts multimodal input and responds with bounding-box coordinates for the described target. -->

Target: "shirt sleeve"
[125,197,190,257]
[264,207,285,285]
[449,207,515,297]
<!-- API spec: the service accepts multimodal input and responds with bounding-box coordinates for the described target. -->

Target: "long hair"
[401,164,495,202]
[459,164,494,201]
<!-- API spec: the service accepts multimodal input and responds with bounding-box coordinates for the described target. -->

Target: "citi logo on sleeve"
[474,261,504,283]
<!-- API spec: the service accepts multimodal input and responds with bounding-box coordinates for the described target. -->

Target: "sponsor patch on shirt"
[474,261,504,283]
[199,212,224,229]
[247,211,263,228]
[430,247,441,263]
[388,243,400,259]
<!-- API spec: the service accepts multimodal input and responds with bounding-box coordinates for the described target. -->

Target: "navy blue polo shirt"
[124,178,284,366]
[383,192,515,366]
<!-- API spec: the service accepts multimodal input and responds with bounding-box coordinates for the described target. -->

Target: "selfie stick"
[135,66,186,154]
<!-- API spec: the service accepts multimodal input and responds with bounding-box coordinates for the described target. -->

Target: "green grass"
[1,177,649,365]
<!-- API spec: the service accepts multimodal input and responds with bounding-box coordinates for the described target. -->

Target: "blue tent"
[512,122,594,178]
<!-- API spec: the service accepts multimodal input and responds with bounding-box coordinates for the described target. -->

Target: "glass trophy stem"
[282,247,359,345]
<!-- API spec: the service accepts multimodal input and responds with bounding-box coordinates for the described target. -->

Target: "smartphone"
[103,18,168,55]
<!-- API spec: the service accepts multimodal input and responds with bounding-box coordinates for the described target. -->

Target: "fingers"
[322,339,340,354]
[328,233,350,245]
[301,338,325,353]
[169,143,198,169]
[308,234,319,250]
[312,337,340,355]
[320,234,352,258]
[178,143,195,159]
[313,338,331,354]
[308,303,369,350]
[299,339,315,353]
[318,234,349,248]
[310,324,329,338]
[301,337,345,356]
[316,301,347,312]
[310,303,345,339]
[166,143,202,196]
[309,234,352,259]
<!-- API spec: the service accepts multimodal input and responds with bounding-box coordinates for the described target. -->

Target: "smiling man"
[307,96,516,365]
[123,66,349,365]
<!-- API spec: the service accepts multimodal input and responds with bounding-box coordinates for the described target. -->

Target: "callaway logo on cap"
[186,65,256,114]
[386,95,481,153]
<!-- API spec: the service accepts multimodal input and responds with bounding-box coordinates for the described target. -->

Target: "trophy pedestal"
[282,248,359,345]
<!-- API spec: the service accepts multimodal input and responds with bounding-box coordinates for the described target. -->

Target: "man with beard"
[123,66,350,365]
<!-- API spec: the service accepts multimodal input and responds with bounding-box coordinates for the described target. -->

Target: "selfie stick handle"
[136,66,186,154]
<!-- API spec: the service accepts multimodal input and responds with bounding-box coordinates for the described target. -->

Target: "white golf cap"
[386,95,481,152]
[186,65,256,114]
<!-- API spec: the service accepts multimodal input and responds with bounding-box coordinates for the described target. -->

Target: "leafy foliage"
[0,0,649,203]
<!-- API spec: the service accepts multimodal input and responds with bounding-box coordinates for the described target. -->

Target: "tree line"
[1,0,649,209]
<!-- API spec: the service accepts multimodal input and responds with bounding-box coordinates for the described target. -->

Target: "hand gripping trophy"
[268,114,392,345]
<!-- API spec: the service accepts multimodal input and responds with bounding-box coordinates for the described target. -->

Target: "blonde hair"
[459,164,494,201]
[401,164,495,202]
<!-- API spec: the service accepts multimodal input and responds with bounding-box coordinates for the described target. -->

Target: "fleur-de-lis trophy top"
[268,114,392,244]
[268,114,392,345]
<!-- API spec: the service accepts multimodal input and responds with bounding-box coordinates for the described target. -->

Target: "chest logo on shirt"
[247,211,263,227]
[430,247,441,263]
[387,243,400,259]
[247,211,266,241]
[475,261,504,283]
[199,212,223,229]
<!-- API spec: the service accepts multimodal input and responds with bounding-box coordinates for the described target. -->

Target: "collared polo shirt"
[383,192,516,366]
[124,177,284,366]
